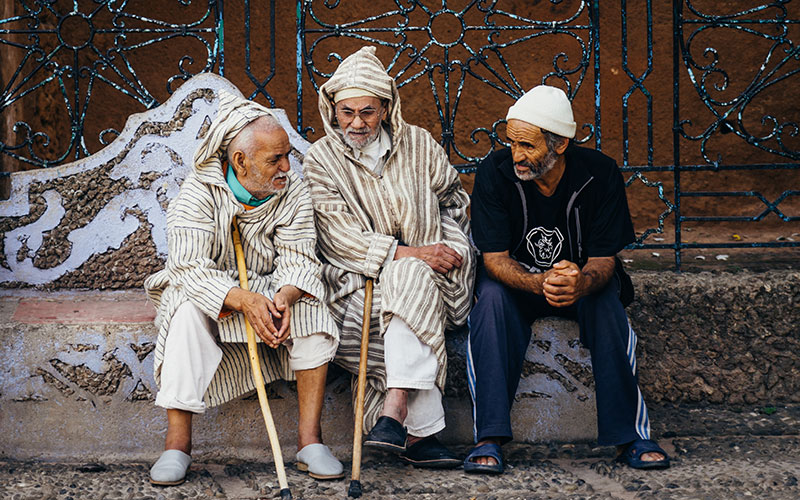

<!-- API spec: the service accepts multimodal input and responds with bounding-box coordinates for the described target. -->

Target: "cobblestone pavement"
[3,405,799,499]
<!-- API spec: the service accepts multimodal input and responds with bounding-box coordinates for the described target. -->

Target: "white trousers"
[155,302,337,413]
[383,316,445,437]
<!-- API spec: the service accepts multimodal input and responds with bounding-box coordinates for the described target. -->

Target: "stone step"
[4,432,800,499]
[3,268,799,461]
[0,289,596,461]
[11,296,155,324]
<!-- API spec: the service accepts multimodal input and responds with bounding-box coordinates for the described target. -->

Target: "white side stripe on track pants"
[627,320,650,440]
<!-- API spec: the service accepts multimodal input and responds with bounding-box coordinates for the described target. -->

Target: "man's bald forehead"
[228,114,283,159]
[235,115,282,143]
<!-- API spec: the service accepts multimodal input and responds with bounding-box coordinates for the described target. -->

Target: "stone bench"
[4,268,798,461]
[1,73,798,461]
[0,289,595,461]
[0,73,598,460]
[0,74,307,288]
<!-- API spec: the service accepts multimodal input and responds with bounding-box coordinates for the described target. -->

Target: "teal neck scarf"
[226,164,273,207]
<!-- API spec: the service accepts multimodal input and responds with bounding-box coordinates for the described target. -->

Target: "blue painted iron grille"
[0,0,797,269]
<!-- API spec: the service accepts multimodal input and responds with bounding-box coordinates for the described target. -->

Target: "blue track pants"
[466,266,651,446]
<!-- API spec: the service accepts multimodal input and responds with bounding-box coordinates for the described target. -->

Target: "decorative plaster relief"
[0,74,309,288]
[4,327,157,406]
[518,320,594,402]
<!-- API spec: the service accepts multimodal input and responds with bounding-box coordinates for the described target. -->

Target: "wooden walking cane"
[231,219,292,500]
[347,278,374,498]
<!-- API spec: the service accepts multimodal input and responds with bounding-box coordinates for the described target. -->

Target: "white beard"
[263,172,288,195]
[342,125,380,149]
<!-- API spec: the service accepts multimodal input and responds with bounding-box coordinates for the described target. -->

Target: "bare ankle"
[165,409,192,455]
[297,431,323,451]
[380,408,407,423]
[164,438,191,455]
[381,388,409,423]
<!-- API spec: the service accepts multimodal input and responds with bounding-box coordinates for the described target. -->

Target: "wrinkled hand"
[542,260,586,308]
[270,289,296,344]
[396,243,463,274]
[226,288,283,348]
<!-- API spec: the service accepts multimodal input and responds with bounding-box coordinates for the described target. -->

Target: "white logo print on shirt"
[526,227,564,268]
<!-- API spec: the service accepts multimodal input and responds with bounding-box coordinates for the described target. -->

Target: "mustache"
[515,160,536,169]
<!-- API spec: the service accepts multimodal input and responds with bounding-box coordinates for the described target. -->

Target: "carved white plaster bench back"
[0,74,309,289]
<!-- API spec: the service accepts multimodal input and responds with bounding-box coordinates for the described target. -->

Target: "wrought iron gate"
[1,0,797,269]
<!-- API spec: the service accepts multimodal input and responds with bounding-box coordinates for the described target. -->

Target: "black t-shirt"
[514,167,570,273]
[471,146,635,272]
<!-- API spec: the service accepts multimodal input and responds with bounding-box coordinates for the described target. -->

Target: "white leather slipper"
[150,449,192,486]
[296,443,344,480]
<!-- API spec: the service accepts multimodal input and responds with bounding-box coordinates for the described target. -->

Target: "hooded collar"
[192,90,282,188]
[318,46,406,159]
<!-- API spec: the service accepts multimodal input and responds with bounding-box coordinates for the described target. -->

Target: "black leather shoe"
[399,436,461,469]
[363,416,407,453]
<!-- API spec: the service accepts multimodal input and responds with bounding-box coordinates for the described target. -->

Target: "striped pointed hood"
[193,90,281,184]
[318,46,405,149]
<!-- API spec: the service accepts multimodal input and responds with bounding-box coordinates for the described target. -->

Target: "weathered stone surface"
[0,291,596,460]
[628,270,800,406]
[3,430,800,499]
[2,269,799,460]
[444,318,597,444]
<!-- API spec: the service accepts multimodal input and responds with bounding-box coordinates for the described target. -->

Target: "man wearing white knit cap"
[465,85,669,473]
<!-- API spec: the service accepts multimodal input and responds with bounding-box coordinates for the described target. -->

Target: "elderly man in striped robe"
[303,46,475,468]
[145,92,343,485]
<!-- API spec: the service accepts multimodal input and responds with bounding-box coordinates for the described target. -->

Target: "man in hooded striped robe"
[303,46,476,468]
[145,92,343,485]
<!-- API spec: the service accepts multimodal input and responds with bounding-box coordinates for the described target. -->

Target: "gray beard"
[342,126,380,150]
[515,150,558,181]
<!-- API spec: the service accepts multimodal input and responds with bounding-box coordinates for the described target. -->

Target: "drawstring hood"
[318,46,406,153]
[193,90,282,186]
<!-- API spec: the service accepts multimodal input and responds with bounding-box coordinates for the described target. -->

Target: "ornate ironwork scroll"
[0,0,221,168]
[0,0,797,270]
[673,0,799,267]
[297,0,598,169]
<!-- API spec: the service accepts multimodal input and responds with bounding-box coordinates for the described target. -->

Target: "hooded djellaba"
[145,91,338,408]
[302,46,476,432]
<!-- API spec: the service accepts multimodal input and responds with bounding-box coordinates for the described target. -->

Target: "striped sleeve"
[303,148,396,279]
[428,133,472,250]
[271,180,326,300]
[165,179,236,318]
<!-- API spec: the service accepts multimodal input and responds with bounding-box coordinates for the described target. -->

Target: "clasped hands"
[541,260,588,308]
[224,285,302,348]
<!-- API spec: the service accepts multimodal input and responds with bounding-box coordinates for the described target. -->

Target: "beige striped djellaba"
[302,46,476,431]
[144,91,339,408]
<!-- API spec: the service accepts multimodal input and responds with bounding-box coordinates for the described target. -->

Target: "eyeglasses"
[335,105,383,123]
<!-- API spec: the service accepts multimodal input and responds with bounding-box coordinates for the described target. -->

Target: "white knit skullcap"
[333,87,381,103]
[506,85,577,139]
